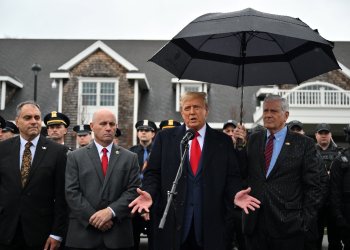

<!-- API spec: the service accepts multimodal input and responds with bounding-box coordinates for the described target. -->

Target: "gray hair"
[264,94,289,112]
[16,101,41,117]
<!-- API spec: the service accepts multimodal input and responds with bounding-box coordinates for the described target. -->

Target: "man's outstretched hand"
[128,188,153,214]
[234,187,261,214]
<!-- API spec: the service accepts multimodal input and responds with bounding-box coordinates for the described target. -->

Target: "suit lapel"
[268,130,291,177]
[87,143,104,184]
[25,136,48,187]
[200,125,215,175]
[10,137,22,188]
[103,144,121,187]
[259,131,268,178]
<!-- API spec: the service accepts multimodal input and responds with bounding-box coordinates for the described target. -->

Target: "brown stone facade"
[62,49,135,149]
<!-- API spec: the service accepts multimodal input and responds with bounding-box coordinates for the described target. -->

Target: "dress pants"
[180,220,203,250]
[245,213,305,250]
[0,221,43,250]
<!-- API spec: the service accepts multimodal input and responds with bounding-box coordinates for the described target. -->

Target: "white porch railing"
[277,89,350,108]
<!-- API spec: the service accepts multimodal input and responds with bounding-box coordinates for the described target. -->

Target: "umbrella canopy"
[150,8,340,87]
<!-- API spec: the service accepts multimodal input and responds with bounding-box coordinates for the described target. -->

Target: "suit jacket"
[143,124,243,250]
[242,128,322,238]
[65,142,140,249]
[0,135,67,246]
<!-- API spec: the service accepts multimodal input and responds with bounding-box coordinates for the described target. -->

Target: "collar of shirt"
[186,124,206,150]
[94,141,114,160]
[266,125,287,144]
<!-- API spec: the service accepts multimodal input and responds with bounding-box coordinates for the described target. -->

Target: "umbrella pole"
[239,32,246,125]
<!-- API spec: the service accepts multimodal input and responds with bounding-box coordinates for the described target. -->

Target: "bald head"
[90,109,117,147]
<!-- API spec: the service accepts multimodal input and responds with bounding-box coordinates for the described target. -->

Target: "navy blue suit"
[142,124,243,250]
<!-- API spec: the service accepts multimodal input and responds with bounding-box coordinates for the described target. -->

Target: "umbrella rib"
[265,33,300,83]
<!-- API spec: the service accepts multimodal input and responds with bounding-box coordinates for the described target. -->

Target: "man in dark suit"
[65,109,140,250]
[129,92,260,250]
[242,94,322,250]
[0,101,68,250]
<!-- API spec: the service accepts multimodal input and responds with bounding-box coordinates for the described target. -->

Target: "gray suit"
[65,142,140,249]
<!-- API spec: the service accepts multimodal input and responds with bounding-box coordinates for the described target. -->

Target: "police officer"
[113,128,122,144]
[159,119,181,130]
[315,123,342,250]
[330,124,350,250]
[73,124,92,148]
[0,121,19,141]
[288,120,305,134]
[129,120,157,250]
[44,111,72,152]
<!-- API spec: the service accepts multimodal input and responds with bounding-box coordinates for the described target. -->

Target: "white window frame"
[77,77,119,124]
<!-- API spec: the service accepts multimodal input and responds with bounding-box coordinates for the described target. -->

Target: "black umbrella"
[149,8,340,123]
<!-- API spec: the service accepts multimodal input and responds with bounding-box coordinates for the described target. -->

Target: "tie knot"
[195,131,200,138]
[102,148,108,154]
[268,134,275,140]
[25,141,32,149]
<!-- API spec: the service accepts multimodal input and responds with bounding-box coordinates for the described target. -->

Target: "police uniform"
[159,119,181,130]
[44,111,72,152]
[330,145,350,249]
[315,123,342,250]
[129,120,157,250]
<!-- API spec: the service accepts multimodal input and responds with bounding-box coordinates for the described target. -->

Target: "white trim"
[1,81,6,110]
[0,76,23,88]
[126,72,150,90]
[58,40,138,71]
[171,78,204,84]
[338,62,350,79]
[133,80,139,146]
[58,79,63,112]
[292,81,345,91]
[49,72,70,79]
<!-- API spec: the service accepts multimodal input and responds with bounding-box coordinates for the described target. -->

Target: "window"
[78,78,118,124]
[81,80,115,106]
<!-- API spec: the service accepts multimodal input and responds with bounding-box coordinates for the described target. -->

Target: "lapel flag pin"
[285,142,290,146]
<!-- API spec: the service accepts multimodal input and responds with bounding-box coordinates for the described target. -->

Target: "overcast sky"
[1,0,349,41]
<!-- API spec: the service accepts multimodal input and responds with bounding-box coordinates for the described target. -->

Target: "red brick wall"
[62,49,135,149]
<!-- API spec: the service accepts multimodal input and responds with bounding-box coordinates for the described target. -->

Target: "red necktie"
[101,148,108,176]
[190,132,201,175]
[264,134,275,175]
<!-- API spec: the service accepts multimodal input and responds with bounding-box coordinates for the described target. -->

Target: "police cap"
[135,120,157,132]
[288,120,303,130]
[315,123,331,133]
[2,121,19,134]
[115,128,122,137]
[73,124,91,135]
[159,119,181,130]
[44,111,70,128]
[223,120,238,130]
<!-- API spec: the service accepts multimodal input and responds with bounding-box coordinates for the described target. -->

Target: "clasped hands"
[89,208,114,232]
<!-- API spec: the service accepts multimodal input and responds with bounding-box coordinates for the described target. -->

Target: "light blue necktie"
[143,147,148,163]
